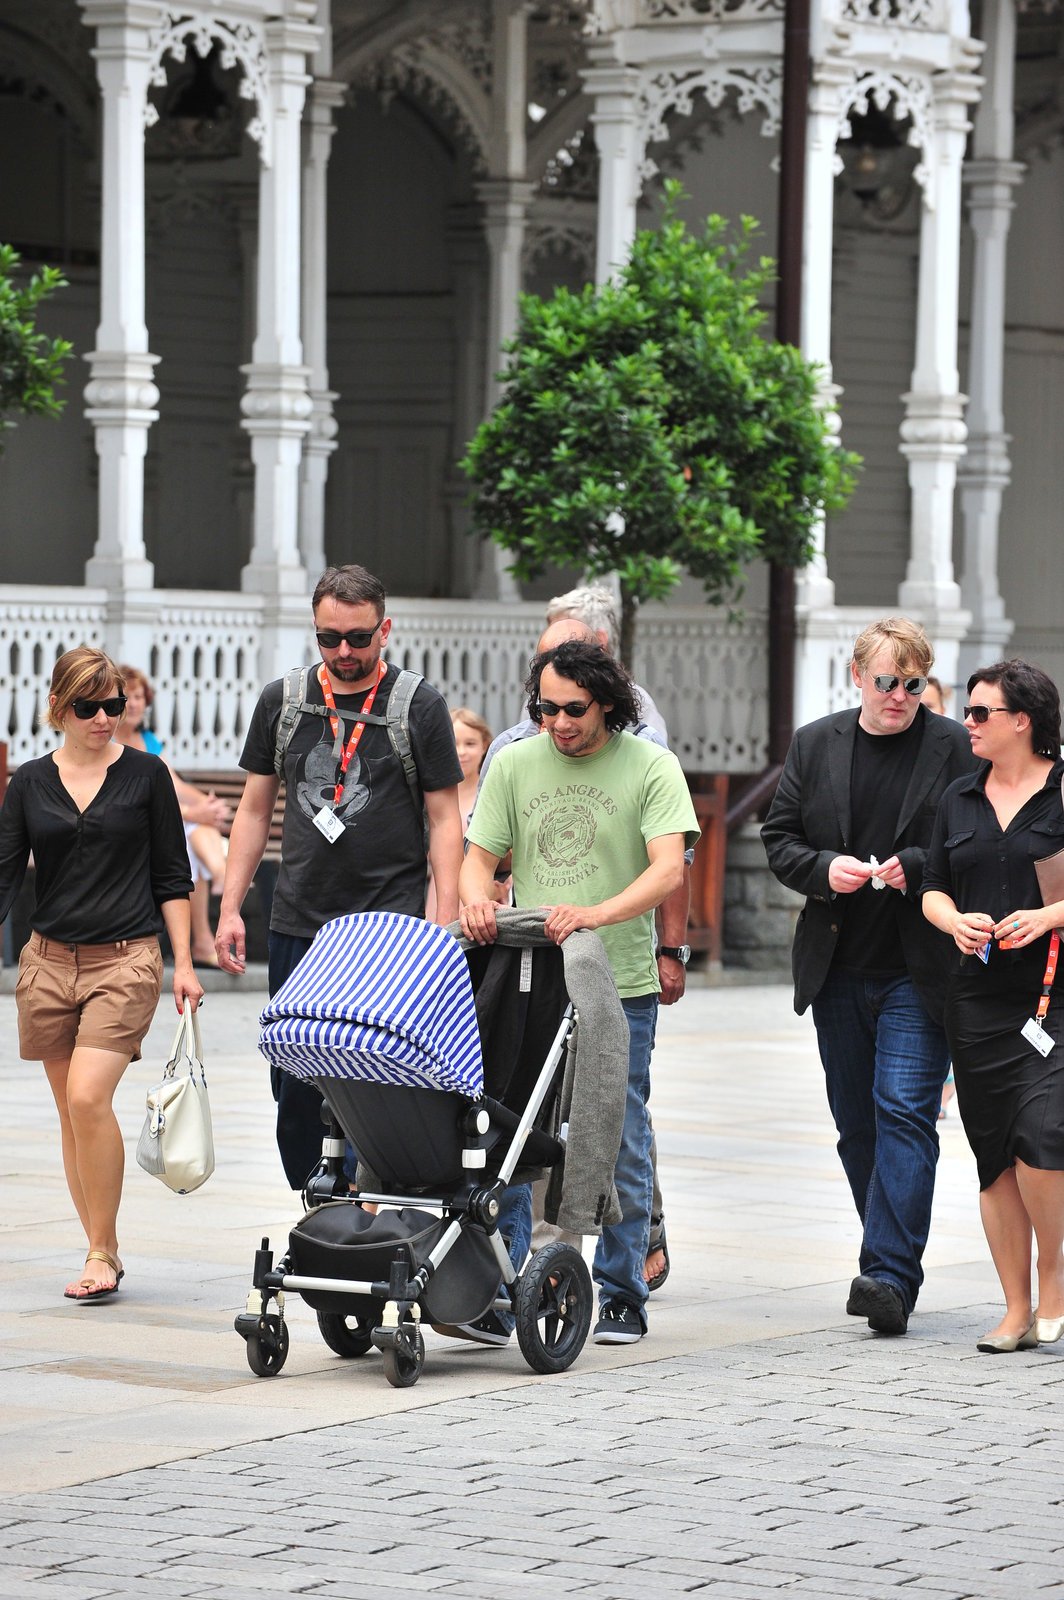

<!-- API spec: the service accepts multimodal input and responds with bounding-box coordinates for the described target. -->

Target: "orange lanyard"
[1037,931,1060,1023]
[317,661,385,809]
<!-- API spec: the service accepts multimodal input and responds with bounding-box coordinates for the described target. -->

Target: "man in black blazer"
[762,617,977,1335]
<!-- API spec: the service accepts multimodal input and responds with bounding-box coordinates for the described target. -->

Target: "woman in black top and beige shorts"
[923,659,1064,1353]
[0,648,202,1300]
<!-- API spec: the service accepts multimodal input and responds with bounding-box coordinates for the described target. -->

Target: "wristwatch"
[658,944,691,966]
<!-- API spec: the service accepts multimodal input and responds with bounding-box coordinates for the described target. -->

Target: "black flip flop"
[646,1232,670,1293]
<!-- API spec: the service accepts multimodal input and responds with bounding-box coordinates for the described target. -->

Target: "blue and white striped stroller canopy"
[259,912,484,1097]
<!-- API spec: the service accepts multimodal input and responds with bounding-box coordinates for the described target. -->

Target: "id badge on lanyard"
[1021,931,1059,1058]
[312,661,385,845]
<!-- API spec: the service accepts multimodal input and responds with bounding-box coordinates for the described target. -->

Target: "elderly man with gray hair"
[547,586,668,738]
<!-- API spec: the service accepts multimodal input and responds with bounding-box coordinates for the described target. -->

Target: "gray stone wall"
[723,822,802,973]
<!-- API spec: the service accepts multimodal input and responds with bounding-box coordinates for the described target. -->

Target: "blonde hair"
[44,647,124,731]
[451,706,492,754]
[852,616,934,678]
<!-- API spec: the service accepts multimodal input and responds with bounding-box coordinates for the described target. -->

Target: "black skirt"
[945,943,1064,1190]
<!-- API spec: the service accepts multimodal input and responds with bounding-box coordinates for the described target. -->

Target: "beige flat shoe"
[976,1322,1038,1353]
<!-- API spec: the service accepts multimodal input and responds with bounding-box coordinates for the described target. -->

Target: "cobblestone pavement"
[1,984,1061,1599]
[3,1327,1064,1600]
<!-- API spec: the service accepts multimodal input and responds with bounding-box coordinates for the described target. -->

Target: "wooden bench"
[182,769,285,865]
[180,771,286,958]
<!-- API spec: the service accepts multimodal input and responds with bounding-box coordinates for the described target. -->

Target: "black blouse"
[0,745,193,944]
[922,757,1064,968]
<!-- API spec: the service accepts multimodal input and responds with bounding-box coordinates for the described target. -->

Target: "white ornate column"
[957,0,1021,683]
[898,68,980,677]
[796,61,847,617]
[298,72,345,581]
[240,2,318,613]
[79,0,160,592]
[582,62,643,284]
[474,0,532,601]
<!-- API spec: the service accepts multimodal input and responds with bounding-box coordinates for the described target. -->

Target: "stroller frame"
[236,999,594,1387]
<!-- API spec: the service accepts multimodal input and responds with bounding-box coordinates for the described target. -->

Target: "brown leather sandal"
[63,1249,124,1301]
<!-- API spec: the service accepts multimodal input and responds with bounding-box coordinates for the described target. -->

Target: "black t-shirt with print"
[240,663,462,938]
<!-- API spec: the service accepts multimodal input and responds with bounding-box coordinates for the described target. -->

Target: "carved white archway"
[637,62,783,183]
[359,35,492,171]
[144,9,271,163]
[835,67,935,208]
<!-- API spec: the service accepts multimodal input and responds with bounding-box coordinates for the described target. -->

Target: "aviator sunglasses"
[872,674,928,697]
[71,695,127,719]
[316,625,382,651]
[537,698,595,719]
[964,704,1012,724]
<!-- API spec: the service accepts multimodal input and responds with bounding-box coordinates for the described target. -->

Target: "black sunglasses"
[964,705,1012,724]
[71,695,126,720]
[316,625,381,651]
[872,674,928,697]
[537,698,594,719]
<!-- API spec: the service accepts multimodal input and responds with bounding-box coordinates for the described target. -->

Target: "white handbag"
[136,999,215,1194]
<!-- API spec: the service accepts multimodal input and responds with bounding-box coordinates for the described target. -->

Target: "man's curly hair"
[525,640,641,733]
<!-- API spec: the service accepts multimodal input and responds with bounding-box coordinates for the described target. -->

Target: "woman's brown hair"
[117,663,153,707]
[44,647,124,731]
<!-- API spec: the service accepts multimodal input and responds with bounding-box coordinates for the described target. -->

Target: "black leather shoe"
[846,1274,908,1335]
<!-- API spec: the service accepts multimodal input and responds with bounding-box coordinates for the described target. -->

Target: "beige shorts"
[16,933,163,1062]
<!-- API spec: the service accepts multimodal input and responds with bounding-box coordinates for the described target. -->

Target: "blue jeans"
[496,995,658,1328]
[811,968,948,1315]
[269,933,325,1189]
[492,1182,534,1333]
[269,932,363,1190]
[594,995,657,1325]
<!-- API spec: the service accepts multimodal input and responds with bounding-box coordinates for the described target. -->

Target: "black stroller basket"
[236,919,598,1388]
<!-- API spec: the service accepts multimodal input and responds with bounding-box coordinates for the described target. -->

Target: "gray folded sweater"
[450,907,629,1234]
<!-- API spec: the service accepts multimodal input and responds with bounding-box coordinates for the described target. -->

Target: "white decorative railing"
[144,595,266,769]
[0,585,776,774]
[835,0,946,28]
[0,586,267,771]
[641,0,785,19]
[634,606,769,770]
[0,590,108,762]
[388,599,542,740]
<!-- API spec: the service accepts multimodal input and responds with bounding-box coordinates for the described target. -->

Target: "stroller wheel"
[244,1315,290,1378]
[382,1317,425,1389]
[515,1241,592,1375]
[317,1310,374,1359]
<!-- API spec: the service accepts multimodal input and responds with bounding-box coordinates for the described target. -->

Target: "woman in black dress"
[0,648,202,1300]
[923,660,1064,1352]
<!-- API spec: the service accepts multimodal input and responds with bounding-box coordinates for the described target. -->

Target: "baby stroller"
[234,908,627,1388]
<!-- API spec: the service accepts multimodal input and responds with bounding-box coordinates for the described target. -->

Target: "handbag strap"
[165,998,204,1075]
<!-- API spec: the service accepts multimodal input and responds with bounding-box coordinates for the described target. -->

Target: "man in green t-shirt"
[461,640,699,1344]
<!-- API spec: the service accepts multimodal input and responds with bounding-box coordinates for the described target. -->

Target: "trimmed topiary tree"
[462,183,859,663]
[0,244,73,450]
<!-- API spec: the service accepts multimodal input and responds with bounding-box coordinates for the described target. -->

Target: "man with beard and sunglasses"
[460,640,699,1346]
[761,616,977,1335]
[215,564,463,1188]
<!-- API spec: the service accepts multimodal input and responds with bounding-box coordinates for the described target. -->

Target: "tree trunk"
[619,587,637,671]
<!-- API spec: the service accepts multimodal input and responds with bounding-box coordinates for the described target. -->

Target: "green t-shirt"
[467,730,700,997]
